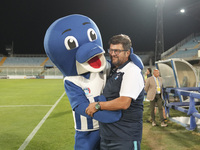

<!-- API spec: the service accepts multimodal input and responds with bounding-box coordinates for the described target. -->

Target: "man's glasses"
[108,49,128,55]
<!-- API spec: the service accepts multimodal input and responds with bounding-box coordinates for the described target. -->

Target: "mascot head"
[44,14,106,76]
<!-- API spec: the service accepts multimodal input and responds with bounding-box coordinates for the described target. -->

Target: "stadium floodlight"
[180,9,185,13]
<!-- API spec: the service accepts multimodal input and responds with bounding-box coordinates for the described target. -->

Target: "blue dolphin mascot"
[44,14,143,150]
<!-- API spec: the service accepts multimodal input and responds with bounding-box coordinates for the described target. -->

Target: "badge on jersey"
[83,88,91,95]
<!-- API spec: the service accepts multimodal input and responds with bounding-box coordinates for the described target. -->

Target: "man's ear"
[126,50,131,57]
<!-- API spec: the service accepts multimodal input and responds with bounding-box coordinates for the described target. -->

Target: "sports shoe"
[161,122,168,127]
[152,121,156,126]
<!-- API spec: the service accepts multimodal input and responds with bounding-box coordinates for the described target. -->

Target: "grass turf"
[0,79,200,150]
[0,79,74,150]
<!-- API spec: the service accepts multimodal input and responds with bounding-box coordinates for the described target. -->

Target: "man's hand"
[85,102,98,117]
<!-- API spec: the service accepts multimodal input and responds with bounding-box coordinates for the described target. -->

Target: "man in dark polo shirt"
[86,34,144,150]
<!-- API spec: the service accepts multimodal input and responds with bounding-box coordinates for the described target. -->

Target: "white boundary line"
[0,105,53,107]
[18,92,65,150]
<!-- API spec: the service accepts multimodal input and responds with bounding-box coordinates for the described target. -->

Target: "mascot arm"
[64,80,121,123]
[64,80,92,118]
[93,95,122,123]
[64,80,88,110]
[130,47,144,70]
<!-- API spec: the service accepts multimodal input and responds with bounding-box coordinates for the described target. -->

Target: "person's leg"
[154,104,157,114]
[156,95,164,122]
[100,139,109,150]
[150,100,156,122]
[162,100,167,122]
[163,107,167,119]
[74,130,100,150]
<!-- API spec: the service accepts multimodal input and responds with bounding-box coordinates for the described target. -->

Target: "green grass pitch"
[0,79,200,150]
[0,79,74,150]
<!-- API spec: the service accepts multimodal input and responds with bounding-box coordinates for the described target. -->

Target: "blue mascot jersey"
[64,64,110,131]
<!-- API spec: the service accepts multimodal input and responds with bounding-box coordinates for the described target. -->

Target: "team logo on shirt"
[115,72,123,80]
[115,75,119,80]
[83,88,91,95]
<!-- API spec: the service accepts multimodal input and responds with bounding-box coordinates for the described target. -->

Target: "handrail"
[164,87,200,130]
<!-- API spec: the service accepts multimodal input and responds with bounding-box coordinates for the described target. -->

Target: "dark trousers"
[100,139,141,150]
[150,94,164,122]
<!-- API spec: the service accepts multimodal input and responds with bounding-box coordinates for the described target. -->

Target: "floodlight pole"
[155,0,165,61]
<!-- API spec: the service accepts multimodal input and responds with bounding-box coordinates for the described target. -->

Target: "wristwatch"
[95,102,101,111]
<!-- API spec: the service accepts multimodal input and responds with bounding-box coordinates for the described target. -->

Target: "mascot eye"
[87,28,97,42]
[64,36,79,50]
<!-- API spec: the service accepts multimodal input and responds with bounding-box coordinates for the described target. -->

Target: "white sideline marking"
[18,92,65,150]
[0,105,53,107]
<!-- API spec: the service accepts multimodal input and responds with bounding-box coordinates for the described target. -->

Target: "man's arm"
[144,77,150,92]
[100,96,132,110]
[86,96,131,117]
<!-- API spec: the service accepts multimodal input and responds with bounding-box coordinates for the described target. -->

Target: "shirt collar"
[153,75,158,78]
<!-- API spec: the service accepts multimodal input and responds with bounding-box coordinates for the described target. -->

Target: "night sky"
[0,0,200,55]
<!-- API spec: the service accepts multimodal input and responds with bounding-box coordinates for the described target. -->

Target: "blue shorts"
[74,130,100,150]
[100,139,141,150]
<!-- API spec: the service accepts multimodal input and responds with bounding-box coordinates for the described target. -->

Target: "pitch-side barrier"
[156,58,200,131]
[163,87,200,130]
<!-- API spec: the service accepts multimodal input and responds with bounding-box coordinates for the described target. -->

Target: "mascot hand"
[93,109,121,123]
[93,95,122,123]
[94,95,106,102]
[74,102,92,118]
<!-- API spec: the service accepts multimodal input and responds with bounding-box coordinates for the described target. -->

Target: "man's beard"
[111,57,120,67]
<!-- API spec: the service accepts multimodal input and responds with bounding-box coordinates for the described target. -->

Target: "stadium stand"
[3,57,48,66]
[179,39,200,50]
[0,53,152,77]
[160,33,200,84]
[0,57,7,66]
[169,48,198,59]
[0,56,61,77]
[162,33,200,61]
